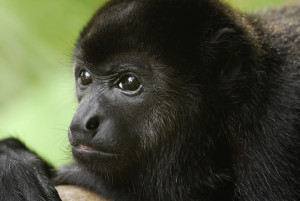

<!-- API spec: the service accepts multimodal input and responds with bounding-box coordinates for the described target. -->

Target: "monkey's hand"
[0,138,61,201]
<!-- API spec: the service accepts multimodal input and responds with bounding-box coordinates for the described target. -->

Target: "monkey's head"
[68,0,254,174]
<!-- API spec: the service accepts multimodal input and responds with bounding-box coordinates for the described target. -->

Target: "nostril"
[86,117,100,130]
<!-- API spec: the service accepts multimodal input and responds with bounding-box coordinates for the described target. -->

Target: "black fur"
[0,139,60,201]
[0,0,299,201]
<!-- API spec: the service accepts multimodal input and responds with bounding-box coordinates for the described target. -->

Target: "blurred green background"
[0,0,292,167]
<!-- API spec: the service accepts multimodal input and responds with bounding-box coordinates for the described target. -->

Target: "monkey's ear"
[210,27,252,80]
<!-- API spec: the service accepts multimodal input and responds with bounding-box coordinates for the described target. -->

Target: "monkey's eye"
[118,75,141,92]
[79,70,92,86]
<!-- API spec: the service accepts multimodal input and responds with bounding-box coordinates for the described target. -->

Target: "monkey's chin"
[72,146,120,171]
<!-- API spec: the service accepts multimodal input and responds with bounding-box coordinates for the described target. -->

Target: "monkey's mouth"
[77,145,94,150]
[73,145,119,158]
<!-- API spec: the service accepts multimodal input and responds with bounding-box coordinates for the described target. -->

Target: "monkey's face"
[69,51,159,172]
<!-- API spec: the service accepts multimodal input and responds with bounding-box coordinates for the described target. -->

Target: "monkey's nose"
[85,116,100,130]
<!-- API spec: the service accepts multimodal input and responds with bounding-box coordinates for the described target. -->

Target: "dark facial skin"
[69,54,156,172]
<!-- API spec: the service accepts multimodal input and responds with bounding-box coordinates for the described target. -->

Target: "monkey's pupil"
[119,76,140,91]
[80,71,92,85]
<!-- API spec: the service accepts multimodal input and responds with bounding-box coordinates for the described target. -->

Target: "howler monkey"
[0,0,299,201]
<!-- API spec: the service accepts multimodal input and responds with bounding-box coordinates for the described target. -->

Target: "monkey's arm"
[0,138,61,201]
